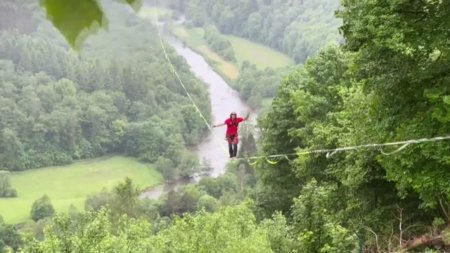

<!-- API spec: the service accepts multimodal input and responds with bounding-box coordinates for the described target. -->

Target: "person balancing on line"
[213,111,250,158]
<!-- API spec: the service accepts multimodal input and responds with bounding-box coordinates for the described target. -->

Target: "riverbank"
[170,26,240,82]
[137,6,294,81]
[170,24,294,80]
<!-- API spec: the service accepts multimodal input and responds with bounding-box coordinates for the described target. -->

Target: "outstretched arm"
[213,123,226,128]
[244,111,250,121]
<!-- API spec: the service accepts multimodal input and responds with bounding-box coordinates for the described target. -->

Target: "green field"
[0,156,162,224]
[224,35,294,69]
[137,6,173,23]
[173,26,205,47]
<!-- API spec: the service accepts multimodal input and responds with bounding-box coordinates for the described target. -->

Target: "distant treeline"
[231,62,294,110]
[203,25,235,61]
[0,0,37,34]
[167,0,341,63]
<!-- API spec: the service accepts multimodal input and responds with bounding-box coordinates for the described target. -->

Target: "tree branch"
[439,197,450,222]
[364,226,380,253]
[398,234,444,253]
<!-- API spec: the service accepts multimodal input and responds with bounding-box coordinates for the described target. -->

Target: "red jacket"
[225,117,244,136]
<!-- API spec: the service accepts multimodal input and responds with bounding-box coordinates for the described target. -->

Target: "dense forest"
[0,0,36,34]
[0,1,209,177]
[1,0,450,252]
[172,0,342,64]
[232,63,295,109]
[254,0,450,252]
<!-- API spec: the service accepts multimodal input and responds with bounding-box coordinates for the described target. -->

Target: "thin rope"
[238,135,450,164]
[379,143,410,156]
[156,28,210,129]
[152,4,229,155]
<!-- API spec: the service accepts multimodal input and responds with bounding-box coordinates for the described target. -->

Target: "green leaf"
[40,0,107,49]
[122,0,142,12]
[40,0,142,49]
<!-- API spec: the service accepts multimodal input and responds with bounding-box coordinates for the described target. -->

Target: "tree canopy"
[0,2,210,177]
[178,0,342,63]
[253,0,450,251]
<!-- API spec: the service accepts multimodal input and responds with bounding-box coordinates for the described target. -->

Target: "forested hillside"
[0,1,210,172]
[255,0,450,251]
[176,0,341,63]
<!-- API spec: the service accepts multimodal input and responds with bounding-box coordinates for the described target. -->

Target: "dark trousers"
[227,135,238,158]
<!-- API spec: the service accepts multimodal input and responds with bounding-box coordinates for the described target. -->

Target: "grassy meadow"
[0,156,162,224]
[224,35,294,69]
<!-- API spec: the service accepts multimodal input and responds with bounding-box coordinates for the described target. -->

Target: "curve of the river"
[140,37,254,199]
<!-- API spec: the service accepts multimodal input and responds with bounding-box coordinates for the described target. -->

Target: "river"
[140,36,254,199]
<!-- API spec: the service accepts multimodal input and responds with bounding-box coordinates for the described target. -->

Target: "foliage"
[158,185,204,217]
[0,171,16,198]
[85,189,111,212]
[30,195,55,221]
[233,62,294,109]
[260,212,295,253]
[24,209,154,253]
[203,25,235,61]
[0,216,22,252]
[196,194,220,213]
[255,43,438,251]
[198,176,236,199]
[255,0,450,251]
[24,203,274,253]
[153,204,272,253]
[338,0,450,209]
[0,0,37,34]
[155,156,176,181]
[0,2,210,173]
[84,178,157,222]
[253,65,308,218]
[108,177,143,219]
[179,0,341,63]
[292,180,356,253]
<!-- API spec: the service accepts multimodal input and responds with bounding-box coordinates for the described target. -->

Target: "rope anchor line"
[238,135,450,165]
[153,4,229,156]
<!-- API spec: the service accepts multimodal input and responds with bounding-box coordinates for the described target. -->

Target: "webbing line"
[153,4,229,155]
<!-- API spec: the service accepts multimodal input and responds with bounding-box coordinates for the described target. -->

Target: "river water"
[140,37,253,199]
